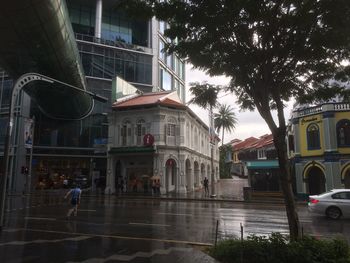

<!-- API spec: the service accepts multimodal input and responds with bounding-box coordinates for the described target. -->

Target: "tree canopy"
[214,104,237,146]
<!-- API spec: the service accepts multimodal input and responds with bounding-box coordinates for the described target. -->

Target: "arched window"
[307,124,320,150]
[337,119,350,147]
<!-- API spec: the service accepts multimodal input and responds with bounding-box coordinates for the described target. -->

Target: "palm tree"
[214,104,237,146]
[188,82,220,197]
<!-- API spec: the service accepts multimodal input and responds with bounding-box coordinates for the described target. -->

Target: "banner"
[24,118,34,149]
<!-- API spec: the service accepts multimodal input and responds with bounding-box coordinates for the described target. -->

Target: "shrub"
[209,233,350,263]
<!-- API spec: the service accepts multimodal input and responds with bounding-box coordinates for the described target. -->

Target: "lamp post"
[209,106,216,198]
[0,73,107,231]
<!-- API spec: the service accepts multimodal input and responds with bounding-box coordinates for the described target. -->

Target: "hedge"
[209,233,350,263]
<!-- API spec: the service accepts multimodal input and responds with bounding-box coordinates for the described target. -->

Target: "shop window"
[337,119,350,147]
[307,124,320,150]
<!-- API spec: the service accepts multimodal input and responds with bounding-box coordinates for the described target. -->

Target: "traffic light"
[21,166,25,174]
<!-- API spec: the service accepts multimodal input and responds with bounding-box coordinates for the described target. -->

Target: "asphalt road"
[0,194,349,262]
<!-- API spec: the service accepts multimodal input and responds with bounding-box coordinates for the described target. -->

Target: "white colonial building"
[105,91,220,194]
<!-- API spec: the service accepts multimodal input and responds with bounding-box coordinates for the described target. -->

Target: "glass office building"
[0,0,186,192]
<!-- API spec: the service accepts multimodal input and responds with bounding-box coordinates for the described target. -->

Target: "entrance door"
[344,170,350,189]
[307,166,326,195]
[165,159,177,192]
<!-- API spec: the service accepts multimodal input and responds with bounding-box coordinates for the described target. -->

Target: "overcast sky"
[185,64,294,144]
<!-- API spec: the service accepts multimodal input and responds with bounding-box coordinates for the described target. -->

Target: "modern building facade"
[106,91,219,194]
[289,102,350,197]
[0,0,186,193]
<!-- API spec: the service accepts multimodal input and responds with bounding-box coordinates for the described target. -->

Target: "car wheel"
[326,206,342,219]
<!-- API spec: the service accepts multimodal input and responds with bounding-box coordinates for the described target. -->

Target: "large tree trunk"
[272,128,300,241]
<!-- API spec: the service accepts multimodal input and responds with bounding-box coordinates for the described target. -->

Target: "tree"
[214,104,237,146]
[219,144,233,179]
[188,82,220,197]
[119,0,350,240]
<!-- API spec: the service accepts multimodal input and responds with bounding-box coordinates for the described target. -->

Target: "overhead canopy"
[0,0,93,120]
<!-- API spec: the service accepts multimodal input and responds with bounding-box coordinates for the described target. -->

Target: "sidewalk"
[15,177,296,204]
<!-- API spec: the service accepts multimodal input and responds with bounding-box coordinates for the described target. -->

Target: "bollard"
[215,219,219,247]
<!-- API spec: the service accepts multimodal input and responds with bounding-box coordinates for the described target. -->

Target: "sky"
[185,64,294,144]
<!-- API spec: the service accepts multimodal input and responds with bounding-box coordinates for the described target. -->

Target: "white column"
[95,0,102,39]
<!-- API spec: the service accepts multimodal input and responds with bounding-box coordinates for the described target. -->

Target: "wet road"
[0,194,349,262]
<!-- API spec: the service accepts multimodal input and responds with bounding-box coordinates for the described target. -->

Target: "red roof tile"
[233,137,259,151]
[112,91,185,109]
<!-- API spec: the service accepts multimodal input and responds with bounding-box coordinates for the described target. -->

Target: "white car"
[308,189,350,219]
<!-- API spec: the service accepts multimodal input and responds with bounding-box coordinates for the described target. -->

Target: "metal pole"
[215,219,219,247]
[209,106,216,198]
[27,117,35,194]
[0,78,19,230]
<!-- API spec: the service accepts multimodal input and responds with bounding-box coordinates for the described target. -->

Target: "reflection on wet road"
[0,195,349,262]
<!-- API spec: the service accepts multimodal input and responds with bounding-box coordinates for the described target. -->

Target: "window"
[258,149,266,159]
[332,192,350,200]
[307,124,320,150]
[337,119,350,147]
[160,68,172,90]
[137,119,146,145]
[121,121,131,146]
[167,124,175,136]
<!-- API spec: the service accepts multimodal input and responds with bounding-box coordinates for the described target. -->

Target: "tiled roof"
[233,137,259,151]
[233,134,274,152]
[253,134,274,149]
[112,91,185,109]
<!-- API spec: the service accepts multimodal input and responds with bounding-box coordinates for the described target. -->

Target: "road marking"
[129,222,170,227]
[68,247,194,263]
[158,212,192,216]
[4,227,213,247]
[78,209,97,212]
[24,217,56,221]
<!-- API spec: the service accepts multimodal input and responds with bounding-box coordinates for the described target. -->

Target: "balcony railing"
[75,33,152,54]
[293,102,350,118]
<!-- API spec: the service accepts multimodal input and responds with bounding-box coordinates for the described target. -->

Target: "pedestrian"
[152,180,156,195]
[64,183,81,219]
[120,178,124,193]
[203,177,209,196]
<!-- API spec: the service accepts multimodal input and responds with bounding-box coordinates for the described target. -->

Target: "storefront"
[31,156,106,190]
[247,160,281,192]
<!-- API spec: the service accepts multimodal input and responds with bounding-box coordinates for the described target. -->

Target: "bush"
[209,233,350,263]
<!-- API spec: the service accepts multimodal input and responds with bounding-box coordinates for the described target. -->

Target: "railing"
[75,33,152,54]
[294,102,350,118]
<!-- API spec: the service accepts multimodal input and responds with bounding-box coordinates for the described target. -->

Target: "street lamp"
[0,73,107,230]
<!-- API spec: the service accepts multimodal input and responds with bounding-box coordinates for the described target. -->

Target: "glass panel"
[161,68,172,91]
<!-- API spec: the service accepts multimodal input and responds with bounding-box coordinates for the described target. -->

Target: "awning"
[109,146,155,154]
[246,160,279,169]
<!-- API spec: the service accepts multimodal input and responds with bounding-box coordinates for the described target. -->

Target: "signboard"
[143,134,154,146]
[24,118,34,149]
[93,138,108,153]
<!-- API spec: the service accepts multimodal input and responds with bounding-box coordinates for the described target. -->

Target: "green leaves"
[187,82,220,109]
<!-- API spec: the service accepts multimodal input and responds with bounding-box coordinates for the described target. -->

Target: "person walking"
[64,183,81,219]
[203,177,209,196]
